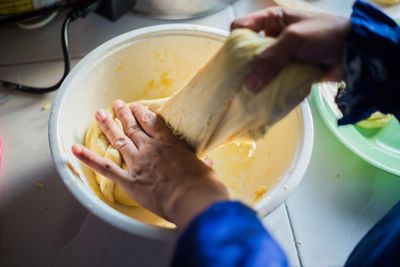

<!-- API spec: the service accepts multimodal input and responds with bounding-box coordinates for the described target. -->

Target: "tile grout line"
[285,201,304,267]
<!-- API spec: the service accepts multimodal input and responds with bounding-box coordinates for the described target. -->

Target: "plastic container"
[133,0,236,19]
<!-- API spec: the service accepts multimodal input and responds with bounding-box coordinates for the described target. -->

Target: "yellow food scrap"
[145,79,156,90]
[253,186,269,203]
[160,72,173,87]
[41,102,51,111]
[66,161,81,179]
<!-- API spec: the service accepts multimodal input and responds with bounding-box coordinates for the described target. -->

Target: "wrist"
[163,174,229,228]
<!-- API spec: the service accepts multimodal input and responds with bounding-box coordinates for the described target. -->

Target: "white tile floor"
[1,1,399,266]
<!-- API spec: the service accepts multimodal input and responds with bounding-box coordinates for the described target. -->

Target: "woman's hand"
[231,6,351,92]
[72,100,228,228]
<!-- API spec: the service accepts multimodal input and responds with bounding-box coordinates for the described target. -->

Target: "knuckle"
[101,123,111,132]
[141,114,158,126]
[113,136,129,150]
[126,124,142,138]
[133,166,143,176]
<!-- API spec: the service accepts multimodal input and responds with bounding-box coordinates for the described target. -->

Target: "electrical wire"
[17,11,59,30]
[0,13,72,94]
[0,1,100,94]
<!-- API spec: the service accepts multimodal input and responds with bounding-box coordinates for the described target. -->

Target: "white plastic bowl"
[49,24,313,241]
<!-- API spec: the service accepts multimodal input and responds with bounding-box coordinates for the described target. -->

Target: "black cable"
[0,1,101,94]
[0,14,72,94]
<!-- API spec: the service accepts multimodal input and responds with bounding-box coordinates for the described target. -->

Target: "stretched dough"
[84,29,321,206]
[158,29,321,155]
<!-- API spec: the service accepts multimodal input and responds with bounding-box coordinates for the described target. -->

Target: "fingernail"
[96,109,107,121]
[114,99,124,108]
[72,144,83,153]
[203,157,214,168]
[245,74,264,93]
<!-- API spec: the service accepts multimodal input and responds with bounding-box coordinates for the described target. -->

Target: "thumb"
[244,29,300,93]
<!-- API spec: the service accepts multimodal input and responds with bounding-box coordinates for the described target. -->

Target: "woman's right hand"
[231,6,351,92]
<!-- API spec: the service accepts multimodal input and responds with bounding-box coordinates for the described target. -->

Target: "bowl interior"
[52,26,310,237]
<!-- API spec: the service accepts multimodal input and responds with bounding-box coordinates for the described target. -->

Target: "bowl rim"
[48,24,313,241]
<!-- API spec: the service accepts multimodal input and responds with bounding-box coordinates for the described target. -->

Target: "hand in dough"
[73,101,229,228]
[83,97,169,205]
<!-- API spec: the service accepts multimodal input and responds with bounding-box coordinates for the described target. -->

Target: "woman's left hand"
[72,100,228,228]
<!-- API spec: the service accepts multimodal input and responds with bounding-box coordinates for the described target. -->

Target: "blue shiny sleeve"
[345,201,400,267]
[171,201,288,267]
[336,0,400,125]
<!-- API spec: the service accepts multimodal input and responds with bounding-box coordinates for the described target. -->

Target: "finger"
[231,7,306,37]
[244,26,301,93]
[130,104,171,138]
[113,100,150,148]
[95,109,138,160]
[72,144,130,185]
